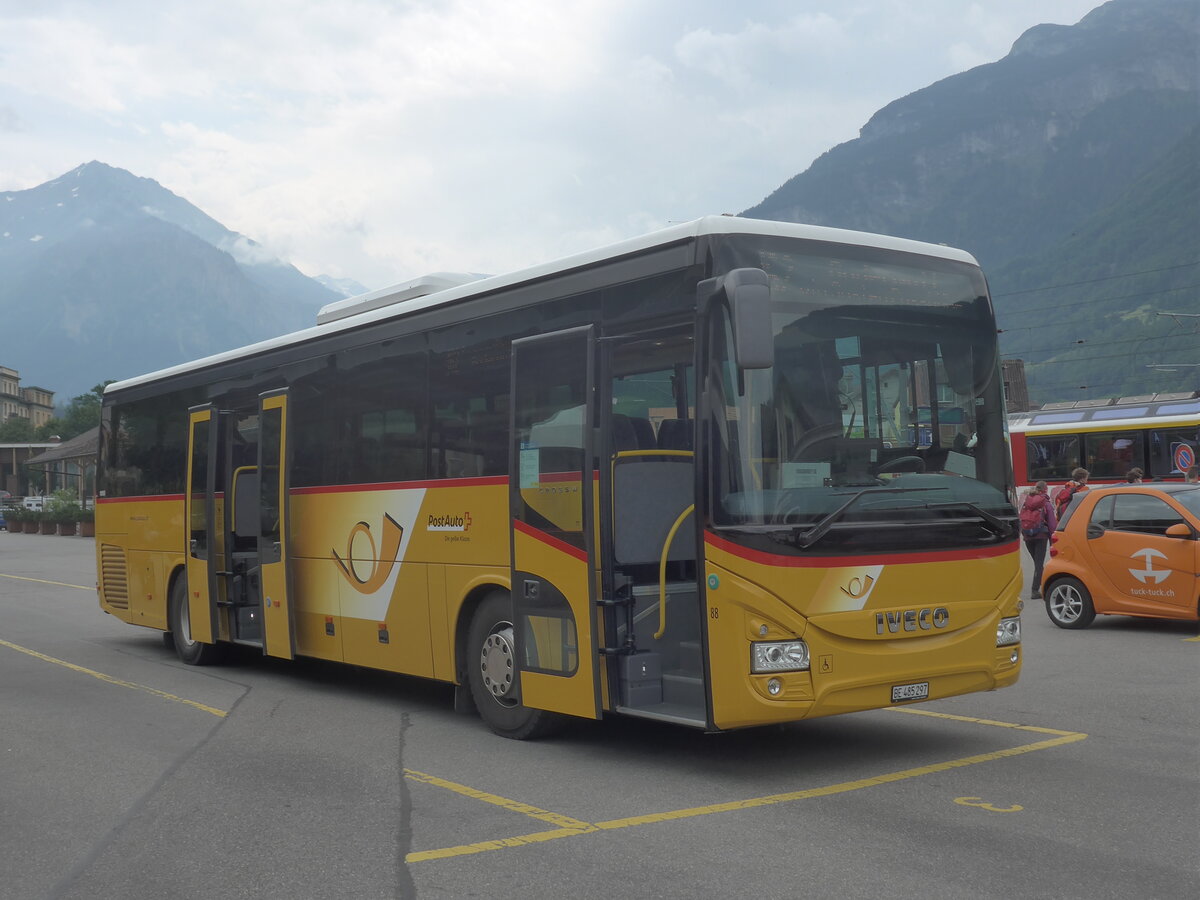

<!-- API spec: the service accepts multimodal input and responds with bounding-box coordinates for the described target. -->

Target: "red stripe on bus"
[96,494,185,504]
[512,518,588,562]
[534,471,602,483]
[537,470,585,483]
[703,530,1017,567]
[291,476,508,495]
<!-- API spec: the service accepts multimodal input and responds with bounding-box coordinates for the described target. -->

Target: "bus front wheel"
[168,575,223,665]
[466,592,559,740]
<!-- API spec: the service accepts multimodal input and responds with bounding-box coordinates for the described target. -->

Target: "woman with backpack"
[1020,480,1058,599]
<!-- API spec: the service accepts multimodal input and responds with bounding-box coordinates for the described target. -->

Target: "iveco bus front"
[696,232,1021,727]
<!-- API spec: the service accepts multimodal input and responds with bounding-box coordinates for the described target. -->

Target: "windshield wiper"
[923,500,1016,538]
[779,485,940,550]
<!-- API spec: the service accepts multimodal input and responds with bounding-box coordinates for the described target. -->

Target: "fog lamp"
[767,678,782,695]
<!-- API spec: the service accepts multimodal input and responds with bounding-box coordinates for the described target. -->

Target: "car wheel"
[466,591,561,739]
[1045,576,1096,629]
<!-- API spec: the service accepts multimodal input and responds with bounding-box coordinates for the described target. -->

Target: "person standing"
[1126,467,1144,483]
[1020,481,1058,599]
[1186,465,1199,484]
[1054,467,1089,518]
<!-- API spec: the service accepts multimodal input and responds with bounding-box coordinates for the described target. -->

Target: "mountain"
[316,274,371,298]
[0,162,339,398]
[743,0,1199,404]
[991,123,1200,399]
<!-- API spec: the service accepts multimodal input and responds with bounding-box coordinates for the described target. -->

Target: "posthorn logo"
[1129,548,1170,585]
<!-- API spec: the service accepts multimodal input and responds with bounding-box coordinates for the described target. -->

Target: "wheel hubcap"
[1050,586,1081,622]
[480,624,516,705]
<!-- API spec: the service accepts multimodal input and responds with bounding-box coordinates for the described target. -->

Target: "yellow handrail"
[655,504,695,640]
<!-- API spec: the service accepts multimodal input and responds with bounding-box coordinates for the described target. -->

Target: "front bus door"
[509,326,602,720]
[185,405,221,645]
[258,390,296,659]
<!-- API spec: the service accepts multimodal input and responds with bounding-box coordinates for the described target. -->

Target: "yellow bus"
[96,216,1022,738]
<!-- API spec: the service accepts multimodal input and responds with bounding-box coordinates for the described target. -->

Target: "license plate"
[891,682,929,702]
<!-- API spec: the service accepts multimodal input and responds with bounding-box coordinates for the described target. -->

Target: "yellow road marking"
[955,796,1023,813]
[1184,635,1200,642]
[0,572,93,590]
[0,638,226,718]
[405,709,1086,863]
[404,769,594,831]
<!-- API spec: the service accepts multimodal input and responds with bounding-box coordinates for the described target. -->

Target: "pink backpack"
[1020,493,1049,537]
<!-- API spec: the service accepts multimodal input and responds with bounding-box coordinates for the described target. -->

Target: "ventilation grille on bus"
[100,543,130,610]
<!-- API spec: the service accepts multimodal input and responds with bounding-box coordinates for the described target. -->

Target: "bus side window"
[1028,435,1079,481]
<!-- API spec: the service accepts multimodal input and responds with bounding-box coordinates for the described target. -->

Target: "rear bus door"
[185,405,221,645]
[509,326,602,720]
[258,390,296,658]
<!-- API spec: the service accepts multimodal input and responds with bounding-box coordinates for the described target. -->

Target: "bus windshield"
[708,237,1014,553]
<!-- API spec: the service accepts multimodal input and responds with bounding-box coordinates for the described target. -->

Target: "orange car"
[1042,483,1200,629]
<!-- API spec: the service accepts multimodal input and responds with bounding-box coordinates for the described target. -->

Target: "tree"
[0,416,35,442]
[35,382,113,442]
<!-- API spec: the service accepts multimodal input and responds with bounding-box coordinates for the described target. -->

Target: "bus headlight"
[751,640,810,673]
[996,617,1021,647]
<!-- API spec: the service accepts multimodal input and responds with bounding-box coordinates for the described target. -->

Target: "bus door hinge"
[594,573,634,608]
[598,645,636,657]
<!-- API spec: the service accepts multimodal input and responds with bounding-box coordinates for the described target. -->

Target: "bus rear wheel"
[1045,576,1096,629]
[168,575,223,665]
[466,591,560,740]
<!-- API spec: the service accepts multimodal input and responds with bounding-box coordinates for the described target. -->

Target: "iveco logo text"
[876,607,950,634]
[427,513,471,532]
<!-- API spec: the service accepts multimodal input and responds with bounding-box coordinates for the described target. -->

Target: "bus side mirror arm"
[699,268,774,370]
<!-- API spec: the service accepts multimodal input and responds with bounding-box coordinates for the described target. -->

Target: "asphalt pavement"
[1,532,1197,899]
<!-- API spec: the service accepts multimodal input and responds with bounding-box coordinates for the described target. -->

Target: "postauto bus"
[96,216,1021,738]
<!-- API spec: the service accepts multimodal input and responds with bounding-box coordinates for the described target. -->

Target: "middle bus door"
[185,405,222,645]
[257,390,296,659]
[509,326,602,721]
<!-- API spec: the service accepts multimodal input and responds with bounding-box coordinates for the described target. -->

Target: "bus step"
[614,704,706,729]
[663,671,704,707]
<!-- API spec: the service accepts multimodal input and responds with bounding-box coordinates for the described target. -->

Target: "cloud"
[674,14,844,90]
[0,0,1104,289]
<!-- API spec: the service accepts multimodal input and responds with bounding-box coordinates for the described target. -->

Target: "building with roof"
[1,441,59,497]
[0,366,56,429]
[23,426,99,502]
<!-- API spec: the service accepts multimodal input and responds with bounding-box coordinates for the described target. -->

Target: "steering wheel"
[875,455,925,475]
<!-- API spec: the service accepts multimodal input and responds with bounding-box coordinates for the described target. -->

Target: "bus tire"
[466,591,560,740]
[169,574,223,665]
[1045,576,1096,629]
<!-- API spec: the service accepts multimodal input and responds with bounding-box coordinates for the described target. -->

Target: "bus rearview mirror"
[701,268,774,370]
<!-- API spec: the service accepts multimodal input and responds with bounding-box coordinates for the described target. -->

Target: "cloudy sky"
[0,0,1101,291]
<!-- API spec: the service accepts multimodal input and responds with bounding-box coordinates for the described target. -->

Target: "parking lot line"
[0,637,227,718]
[404,769,596,832]
[0,572,93,590]
[404,710,1087,863]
